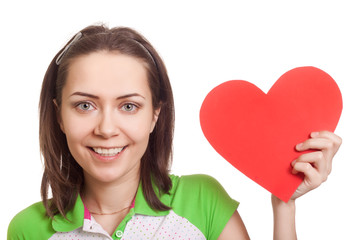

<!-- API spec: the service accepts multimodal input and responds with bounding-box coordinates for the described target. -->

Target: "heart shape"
[200,67,342,202]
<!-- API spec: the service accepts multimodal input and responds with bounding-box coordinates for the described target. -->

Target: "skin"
[57,51,342,238]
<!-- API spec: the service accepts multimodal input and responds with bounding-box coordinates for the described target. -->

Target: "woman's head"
[40,25,174,217]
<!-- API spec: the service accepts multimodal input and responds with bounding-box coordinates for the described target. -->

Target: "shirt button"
[115,230,123,238]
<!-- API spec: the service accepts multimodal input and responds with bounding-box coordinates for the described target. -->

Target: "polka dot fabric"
[122,210,205,240]
[49,218,113,240]
[48,211,205,240]
[48,228,108,240]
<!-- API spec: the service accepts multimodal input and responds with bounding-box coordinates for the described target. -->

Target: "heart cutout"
[200,67,342,202]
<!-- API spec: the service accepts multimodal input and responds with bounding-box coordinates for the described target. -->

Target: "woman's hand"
[271,131,341,240]
[290,131,342,200]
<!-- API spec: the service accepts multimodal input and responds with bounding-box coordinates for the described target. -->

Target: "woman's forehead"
[64,52,151,99]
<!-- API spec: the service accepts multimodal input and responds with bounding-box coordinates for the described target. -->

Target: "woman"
[8,24,342,240]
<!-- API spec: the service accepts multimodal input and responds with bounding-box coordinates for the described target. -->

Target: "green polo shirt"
[8,174,239,240]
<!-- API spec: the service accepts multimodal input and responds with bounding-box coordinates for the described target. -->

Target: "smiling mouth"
[90,147,127,157]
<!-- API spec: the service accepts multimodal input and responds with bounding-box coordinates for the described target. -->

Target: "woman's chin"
[84,165,139,185]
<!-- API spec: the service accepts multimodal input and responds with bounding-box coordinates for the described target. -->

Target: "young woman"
[7,25,342,240]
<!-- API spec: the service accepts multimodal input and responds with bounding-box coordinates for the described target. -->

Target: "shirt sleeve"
[171,174,239,240]
[7,202,54,240]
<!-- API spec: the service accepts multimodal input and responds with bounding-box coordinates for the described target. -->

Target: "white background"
[1,0,359,239]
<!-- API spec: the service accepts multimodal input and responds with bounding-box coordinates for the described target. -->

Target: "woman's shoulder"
[169,173,238,207]
[8,201,54,239]
[171,174,230,195]
[170,174,222,190]
[168,174,239,239]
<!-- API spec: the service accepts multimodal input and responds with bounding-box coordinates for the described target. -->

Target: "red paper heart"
[200,67,342,202]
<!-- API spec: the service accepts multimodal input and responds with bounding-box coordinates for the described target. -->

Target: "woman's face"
[58,51,159,184]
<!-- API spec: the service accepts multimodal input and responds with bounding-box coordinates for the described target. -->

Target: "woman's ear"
[53,99,64,133]
[150,107,161,133]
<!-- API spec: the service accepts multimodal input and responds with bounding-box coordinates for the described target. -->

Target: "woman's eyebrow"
[116,93,145,100]
[69,92,145,100]
[70,92,99,99]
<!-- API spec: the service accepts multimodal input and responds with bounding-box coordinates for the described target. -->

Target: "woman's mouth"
[90,146,127,157]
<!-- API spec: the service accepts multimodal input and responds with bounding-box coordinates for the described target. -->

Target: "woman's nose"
[94,110,120,138]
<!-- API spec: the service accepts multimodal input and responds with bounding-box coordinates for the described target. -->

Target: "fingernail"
[296,143,303,149]
[311,132,319,137]
[291,160,296,166]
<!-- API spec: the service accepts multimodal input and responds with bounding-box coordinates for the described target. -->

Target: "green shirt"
[8,174,239,240]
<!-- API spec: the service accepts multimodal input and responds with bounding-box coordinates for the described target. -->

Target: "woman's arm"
[218,210,250,240]
[272,196,296,239]
[272,131,341,239]
[219,131,341,239]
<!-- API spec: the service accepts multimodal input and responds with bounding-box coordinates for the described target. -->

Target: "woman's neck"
[81,171,140,215]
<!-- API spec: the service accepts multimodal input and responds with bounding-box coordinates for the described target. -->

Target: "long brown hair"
[39,25,174,218]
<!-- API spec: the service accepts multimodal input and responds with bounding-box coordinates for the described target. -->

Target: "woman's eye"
[121,103,137,112]
[76,102,94,112]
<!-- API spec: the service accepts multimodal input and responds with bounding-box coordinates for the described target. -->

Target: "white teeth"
[92,147,124,156]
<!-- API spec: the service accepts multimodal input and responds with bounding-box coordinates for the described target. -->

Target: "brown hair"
[39,25,174,218]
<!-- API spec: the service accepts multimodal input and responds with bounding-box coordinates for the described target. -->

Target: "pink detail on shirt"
[130,197,135,209]
[83,204,91,220]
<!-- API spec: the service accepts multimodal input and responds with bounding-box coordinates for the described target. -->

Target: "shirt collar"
[52,194,84,232]
[51,178,175,232]
[133,180,171,216]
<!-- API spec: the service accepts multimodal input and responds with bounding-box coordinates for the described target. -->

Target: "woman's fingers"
[314,131,342,146]
[292,151,329,177]
[294,131,341,175]
[291,161,323,189]
[296,131,342,154]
